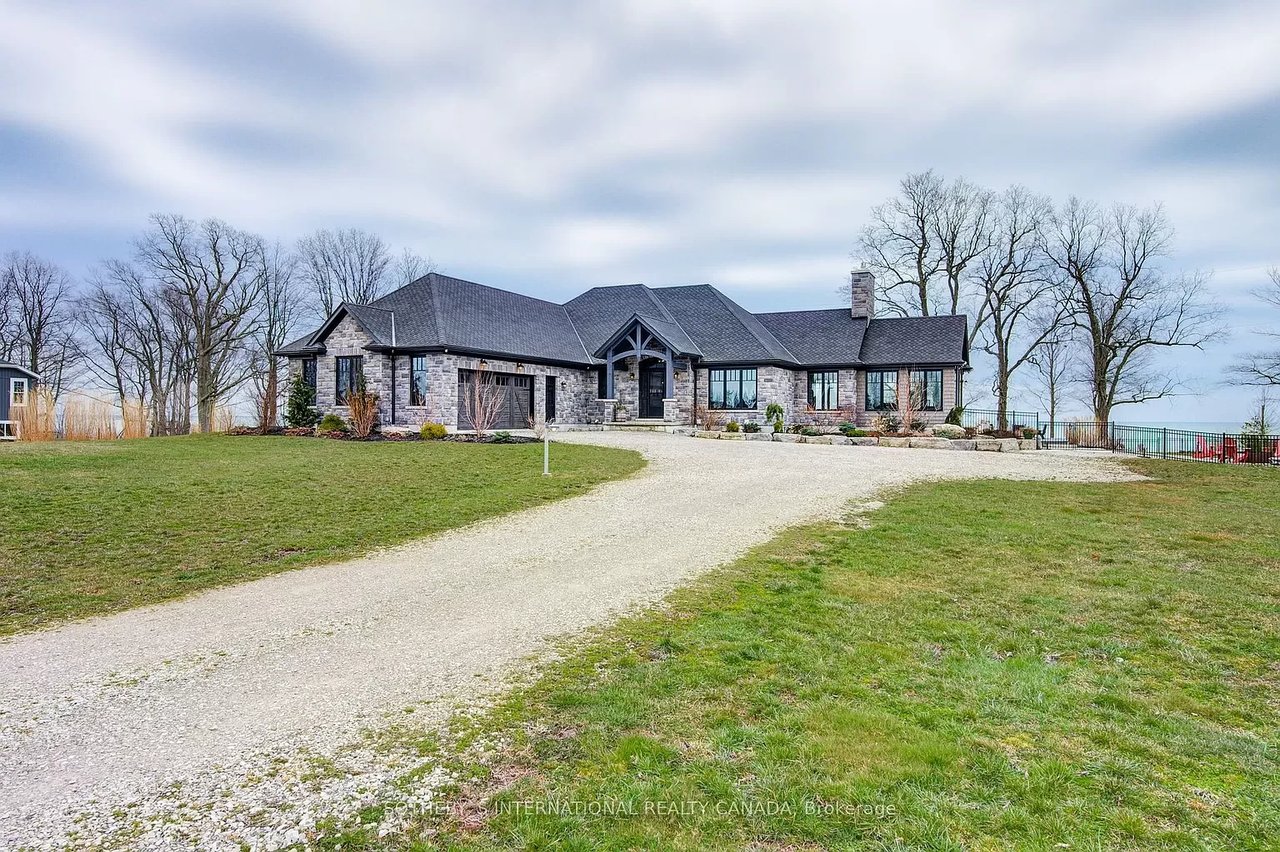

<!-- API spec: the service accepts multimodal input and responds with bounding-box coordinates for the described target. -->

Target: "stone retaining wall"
[691,431,1038,452]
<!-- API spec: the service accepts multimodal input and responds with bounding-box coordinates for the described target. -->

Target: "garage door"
[457,369,532,430]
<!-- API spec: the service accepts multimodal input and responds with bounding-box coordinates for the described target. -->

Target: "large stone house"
[277,271,969,431]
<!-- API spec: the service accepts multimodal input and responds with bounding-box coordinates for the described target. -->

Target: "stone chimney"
[850,270,875,319]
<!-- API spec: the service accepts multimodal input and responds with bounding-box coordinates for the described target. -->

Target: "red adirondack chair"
[1192,436,1218,460]
[1223,437,1241,463]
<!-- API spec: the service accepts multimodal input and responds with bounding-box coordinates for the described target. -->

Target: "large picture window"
[335,355,363,405]
[910,369,943,411]
[301,358,316,389]
[409,356,428,406]
[708,368,757,410]
[808,371,839,410]
[865,370,897,411]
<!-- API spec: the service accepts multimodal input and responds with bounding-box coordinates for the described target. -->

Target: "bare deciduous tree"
[296,228,391,316]
[1046,198,1224,423]
[80,262,194,435]
[248,244,302,430]
[853,171,994,347]
[393,248,435,288]
[461,366,507,437]
[134,214,267,433]
[1027,326,1072,435]
[1228,267,1280,386]
[1,251,81,397]
[855,170,944,317]
[975,187,1065,428]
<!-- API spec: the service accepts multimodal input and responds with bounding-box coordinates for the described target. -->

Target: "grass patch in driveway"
[351,460,1280,850]
[0,434,643,635]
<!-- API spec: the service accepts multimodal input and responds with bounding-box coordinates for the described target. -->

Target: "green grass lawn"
[0,435,643,636]
[363,460,1279,851]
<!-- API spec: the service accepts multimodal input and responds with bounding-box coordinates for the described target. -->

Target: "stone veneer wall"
[854,367,960,427]
[687,365,962,428]
[290,326,596,430]
[288,321,963,431]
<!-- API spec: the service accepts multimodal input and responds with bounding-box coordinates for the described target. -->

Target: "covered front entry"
[596,315,697,423]
[639,360,666,419]
[457,369,532,430]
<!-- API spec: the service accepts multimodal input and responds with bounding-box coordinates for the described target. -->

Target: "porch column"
[665,348,674,396]
[606,353,615,398]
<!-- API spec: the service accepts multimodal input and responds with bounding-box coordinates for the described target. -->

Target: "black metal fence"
[1038,420,1279,466]
[960,407,1042,433]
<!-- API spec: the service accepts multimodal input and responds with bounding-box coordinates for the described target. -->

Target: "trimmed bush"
[492,431,516,444]
[317,413,347,432]
[1021,427,1038,440]
[725,420,741,433]
[420,422,448,440]
[742,421,761,433]
[945,405,964,426]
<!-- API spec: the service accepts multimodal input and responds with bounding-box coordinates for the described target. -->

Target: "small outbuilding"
[0,361,39,440]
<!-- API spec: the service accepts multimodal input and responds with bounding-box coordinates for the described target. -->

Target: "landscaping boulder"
[720,433,745,441]
[805,435,835,445]
[694,430,720,439]
[772,433,802,443]
[928,423,967,440]
[974,439,1003,452]
[745,432,772,441]
[949,439,977,451]
[846,436,878,446]
[1018,439,1038,451]
[828,435,851,445]
[909,437,953,450]
[878,436,911,448]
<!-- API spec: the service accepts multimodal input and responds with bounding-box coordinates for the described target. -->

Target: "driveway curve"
[0,433,1136,849]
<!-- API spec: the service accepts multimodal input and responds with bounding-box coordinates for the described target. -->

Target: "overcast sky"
[2,0,1277,422]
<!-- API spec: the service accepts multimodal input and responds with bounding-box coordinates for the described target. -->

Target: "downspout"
[691,360,698,427]
[389,312,397,426]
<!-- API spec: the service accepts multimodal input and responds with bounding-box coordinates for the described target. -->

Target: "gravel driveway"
[0,433,1137,849]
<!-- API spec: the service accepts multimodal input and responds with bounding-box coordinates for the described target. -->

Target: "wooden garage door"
[457,370,532,430]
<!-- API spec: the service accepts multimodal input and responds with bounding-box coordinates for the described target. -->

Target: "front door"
[639,362,666,419]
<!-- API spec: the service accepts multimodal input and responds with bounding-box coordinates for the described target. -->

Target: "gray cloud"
[1,0,1278,420]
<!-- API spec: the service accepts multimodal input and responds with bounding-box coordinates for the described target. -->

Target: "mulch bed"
[227,426,537,444]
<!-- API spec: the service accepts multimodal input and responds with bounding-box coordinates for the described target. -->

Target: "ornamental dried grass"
[60,394,116,440]
[15,387,57,441]
[347,387,380,438]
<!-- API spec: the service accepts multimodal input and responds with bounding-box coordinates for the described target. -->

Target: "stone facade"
[289,317,962,431]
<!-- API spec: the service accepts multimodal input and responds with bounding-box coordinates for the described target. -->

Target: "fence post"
[1221,433,1227,464]
[1162,428,1167,460]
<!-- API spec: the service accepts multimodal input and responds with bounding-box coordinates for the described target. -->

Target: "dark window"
[335,355,363,405]
[410,356,428,406]
[808,371,839,410]
[910,370,943,411]
[597,367,610,399]
[545,375,557,421]
[301,358,317,389]
[708,368,757,410]
[865,370,898,411]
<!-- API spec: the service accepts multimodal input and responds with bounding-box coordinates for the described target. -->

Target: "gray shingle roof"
[0,361,40,379]
[647,285,796,364]
[278,274,969,369]
[756,309,868,366]
[857,314,968,366]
